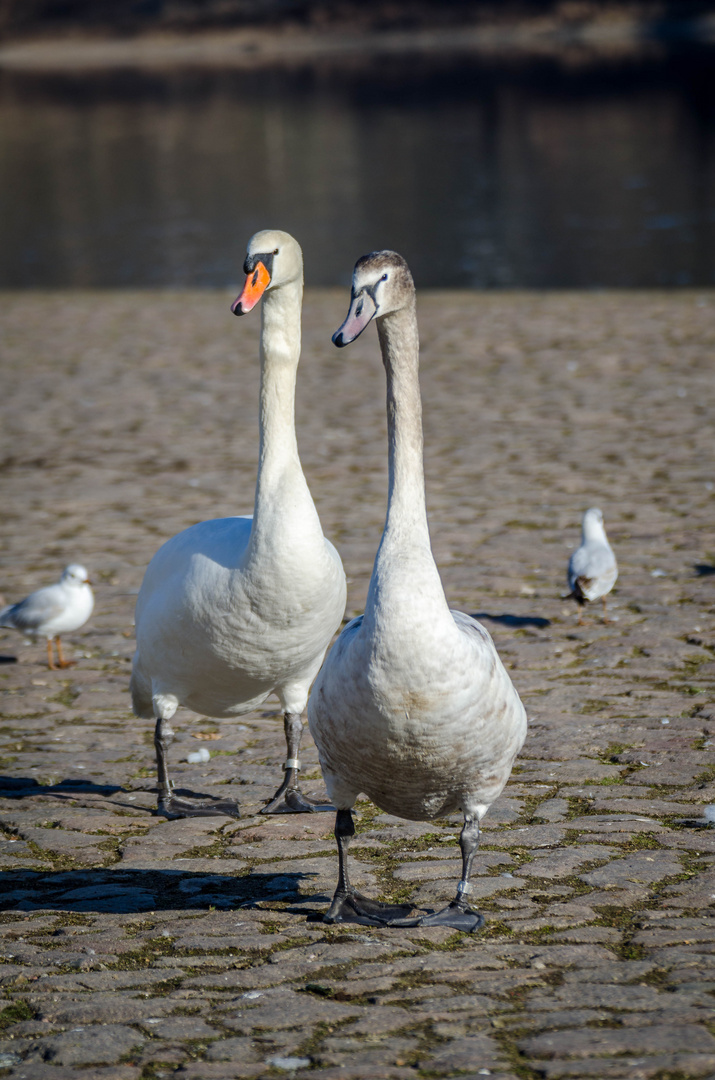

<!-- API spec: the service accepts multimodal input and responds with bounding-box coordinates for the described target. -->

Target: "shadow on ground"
[0,777,125,799]
[470,611,551,629]
[694,563,715,576]
[0,868,321,913]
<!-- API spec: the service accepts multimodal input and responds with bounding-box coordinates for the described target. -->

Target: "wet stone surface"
[0,287,714,1078]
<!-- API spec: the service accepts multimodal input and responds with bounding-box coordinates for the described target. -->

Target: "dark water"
[1,46,714,289]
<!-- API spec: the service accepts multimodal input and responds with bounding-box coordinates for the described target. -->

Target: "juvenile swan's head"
[332,251,414,347]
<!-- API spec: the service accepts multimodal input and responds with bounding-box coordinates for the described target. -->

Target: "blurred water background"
[0,31,713,288]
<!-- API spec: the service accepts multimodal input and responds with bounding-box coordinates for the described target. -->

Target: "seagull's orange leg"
[55,637,77,669]
[47,639,56,670]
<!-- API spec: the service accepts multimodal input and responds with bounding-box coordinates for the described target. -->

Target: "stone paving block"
[579,850,683,887]
[173,1060,266,1077]
[339,1006,415,1036]
[221,988,362,1032]
[23,1024,146,1065]
[524,982,664,1011]
[518,846,609,879]
[660,867,715,909]
[518,1023,715,1059]
[37,993,175,1024]
[425,1033,507,1073]
[139,1016,220,1040]
[534,1053,715,1078]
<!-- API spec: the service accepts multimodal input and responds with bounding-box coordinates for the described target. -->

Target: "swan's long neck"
[366,301,450,625]
[248,278,321,555]
[379,305,430,549]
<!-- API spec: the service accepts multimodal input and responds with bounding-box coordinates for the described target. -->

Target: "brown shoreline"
[1,10,714,72]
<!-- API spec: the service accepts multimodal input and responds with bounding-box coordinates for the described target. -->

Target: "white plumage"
[308,251,527,932]
[567,507,618,622]
[0,564,93,670]
[130,230,346,819]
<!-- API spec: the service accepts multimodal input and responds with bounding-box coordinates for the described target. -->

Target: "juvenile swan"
[131,230,347,818]
[0,564,93,670]
[567,507,618,624]
[308,252,527,931]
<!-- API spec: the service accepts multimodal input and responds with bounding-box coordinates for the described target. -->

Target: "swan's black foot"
[261,781,334,815]
[393,901,484,933]
[156,793,241,820]
[324,888,416,927]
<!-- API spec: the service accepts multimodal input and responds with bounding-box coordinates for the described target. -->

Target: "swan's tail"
[129,660,154,719]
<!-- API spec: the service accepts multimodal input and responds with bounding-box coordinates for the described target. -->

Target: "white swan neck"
[249,278,320,550]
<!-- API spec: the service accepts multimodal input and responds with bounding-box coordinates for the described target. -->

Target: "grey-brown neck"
[377,299,430,551]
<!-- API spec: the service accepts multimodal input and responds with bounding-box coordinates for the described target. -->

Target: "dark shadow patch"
[0,776,125,799]
[694,563,715,577]
[470,611,551,629]
[0,655,17,663]
[0,868,319,914]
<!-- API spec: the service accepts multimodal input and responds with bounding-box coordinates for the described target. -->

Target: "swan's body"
[308,251,527,931]
[567,507,618,622]
[0,564,93,669]
[131,230,346,818]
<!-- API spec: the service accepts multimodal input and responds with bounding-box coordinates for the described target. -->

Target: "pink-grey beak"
[332,291,377,347]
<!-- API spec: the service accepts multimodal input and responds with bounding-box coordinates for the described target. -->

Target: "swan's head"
[333,250,414,347]
[231,230,303,316]
[61,564,91,587]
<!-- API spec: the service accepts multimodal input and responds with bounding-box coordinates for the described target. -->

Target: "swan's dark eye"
[381,273,388,281]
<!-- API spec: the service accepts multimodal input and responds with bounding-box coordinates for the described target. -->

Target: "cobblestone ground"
[0,288,714,1080]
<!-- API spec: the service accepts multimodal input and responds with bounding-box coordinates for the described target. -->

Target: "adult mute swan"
[567,507,618,623]
[0,564,93,670]
[308,251,527,932]
[131,230,347,819]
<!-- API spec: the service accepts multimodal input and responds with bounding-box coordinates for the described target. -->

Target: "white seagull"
[130,230,347,819]
[0,564,94,670]
[567,507,618,623]
[308,251,527,932]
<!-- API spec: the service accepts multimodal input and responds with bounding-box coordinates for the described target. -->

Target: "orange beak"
[231,261,271,316]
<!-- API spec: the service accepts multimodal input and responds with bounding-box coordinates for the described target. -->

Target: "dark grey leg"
[154,714,175,809]
[154,714,240,820]
[323,809,415,926]
[403,814,484,932]
[261,711,334,814]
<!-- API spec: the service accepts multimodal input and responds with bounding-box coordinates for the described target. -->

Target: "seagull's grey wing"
[0,587,65,633]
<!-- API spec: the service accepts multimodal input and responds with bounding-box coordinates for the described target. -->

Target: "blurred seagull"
[0,564,94,669]
[567,509,618,623]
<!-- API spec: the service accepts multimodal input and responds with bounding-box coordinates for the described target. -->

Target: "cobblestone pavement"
[0,288,714,1080]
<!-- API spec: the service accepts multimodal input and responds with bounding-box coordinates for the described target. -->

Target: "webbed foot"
[393,901,484,933]
[261,786,334,814]
[324,888,416,927]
